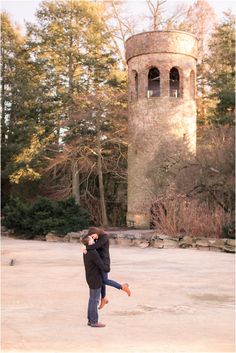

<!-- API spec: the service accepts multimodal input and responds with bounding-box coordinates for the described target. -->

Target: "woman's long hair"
[87,227,106,237]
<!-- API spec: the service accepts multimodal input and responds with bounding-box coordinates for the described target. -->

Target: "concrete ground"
[1,236,235,353]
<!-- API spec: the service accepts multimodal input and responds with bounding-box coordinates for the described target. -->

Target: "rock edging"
[45,230,235,253]
[1,226,234,253]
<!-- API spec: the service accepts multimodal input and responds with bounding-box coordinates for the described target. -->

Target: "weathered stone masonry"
[42,230,235,254]
[125,30,198,228]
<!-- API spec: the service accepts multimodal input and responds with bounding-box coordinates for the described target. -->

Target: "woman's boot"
[121,283,131,296]
[98,297,109,310]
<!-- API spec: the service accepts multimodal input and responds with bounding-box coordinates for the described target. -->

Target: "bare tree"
[101,0,187,67]
[144,0,187,30]
[103,0,136,67]
[44,87,128,226]
[146,0,166,30]
[178,0,217,123]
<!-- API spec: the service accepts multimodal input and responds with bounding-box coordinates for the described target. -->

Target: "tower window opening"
[135,72,138,99]
[170,67,180,98]
[131,70,138,101]
[148,67,160,98]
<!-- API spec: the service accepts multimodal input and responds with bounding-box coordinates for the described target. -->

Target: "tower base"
[126,212,150,229]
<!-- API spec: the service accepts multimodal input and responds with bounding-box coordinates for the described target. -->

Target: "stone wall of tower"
[125,30,198,228]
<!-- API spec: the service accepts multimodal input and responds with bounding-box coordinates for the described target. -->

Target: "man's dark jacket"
[86,233,110,272]
[83,249,109,289]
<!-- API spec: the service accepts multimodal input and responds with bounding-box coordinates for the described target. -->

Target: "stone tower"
[125,30,198,228]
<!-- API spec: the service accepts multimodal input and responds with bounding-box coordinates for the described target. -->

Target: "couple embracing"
[82,227,131,328]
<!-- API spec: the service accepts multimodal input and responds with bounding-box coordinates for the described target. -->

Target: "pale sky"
[1,0,235,33]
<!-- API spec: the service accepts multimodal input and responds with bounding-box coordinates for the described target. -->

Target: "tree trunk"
[1,48,6,144]
[72,160,80,204]
[96,128,108,227]
[69,7,80,204]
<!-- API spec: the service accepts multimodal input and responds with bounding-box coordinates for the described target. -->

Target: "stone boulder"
[115,237,131,246]
[179,235,193,248]
[153,239,164,249]
[138,241,150,249]
[34,235,46,241]
[208,239,225,251]
[163,238,179,248]
[63,235,70,242]
[158,234,172,240]
[132,233,144,240]
[196,239,209,251]
[46,233,64,242]
[223,245,235,253]
[226,239,235,247]
[67,230,87,243]
[140,232,156,241]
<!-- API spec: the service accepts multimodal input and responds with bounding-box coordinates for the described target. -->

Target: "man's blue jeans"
[87,288,101,324]
[101,272,122,298]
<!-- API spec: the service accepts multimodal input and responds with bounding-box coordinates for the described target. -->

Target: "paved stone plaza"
[1,236,235,352]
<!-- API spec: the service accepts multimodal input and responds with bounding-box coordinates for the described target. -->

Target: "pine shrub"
[3,197,90,237]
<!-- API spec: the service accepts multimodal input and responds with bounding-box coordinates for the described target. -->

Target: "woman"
[85,227,131,309]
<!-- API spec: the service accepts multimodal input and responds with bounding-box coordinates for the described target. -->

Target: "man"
[82,234,109,328]
[86,227,131,310]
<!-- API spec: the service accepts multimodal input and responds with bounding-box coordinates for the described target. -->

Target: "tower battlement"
[125,30,197,62]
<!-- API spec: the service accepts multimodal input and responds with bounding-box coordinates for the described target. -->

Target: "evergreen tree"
[1,12,59,205]
[206,11,235,125]
[25,0,127,225]
[1,12,26,203]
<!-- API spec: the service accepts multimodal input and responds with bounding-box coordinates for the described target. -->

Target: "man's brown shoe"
[121,283,131,296]
[98,297,109,310]
[90,322,106,328]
